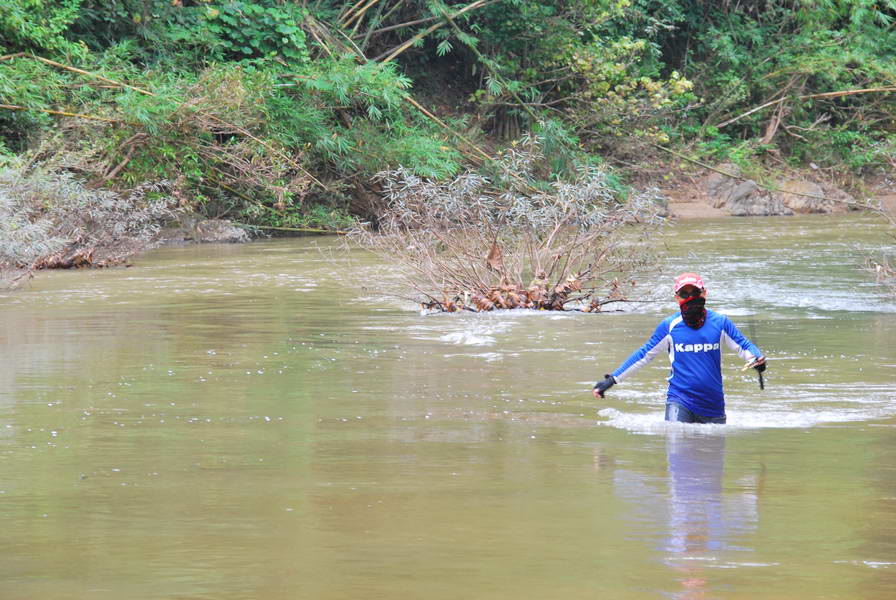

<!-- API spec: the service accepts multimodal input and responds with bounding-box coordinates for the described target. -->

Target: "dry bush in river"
[869,198,896,295]
[349,141,666,311]
[0,162,175,289]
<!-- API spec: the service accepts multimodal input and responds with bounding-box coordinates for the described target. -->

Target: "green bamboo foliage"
[0,0,893,232]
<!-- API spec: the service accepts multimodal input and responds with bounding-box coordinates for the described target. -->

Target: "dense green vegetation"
[1,1,893,230]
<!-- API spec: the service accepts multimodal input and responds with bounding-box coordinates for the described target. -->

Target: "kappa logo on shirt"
[674,342,720,353]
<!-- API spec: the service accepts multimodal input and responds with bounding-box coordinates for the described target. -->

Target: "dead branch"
[353,12,437,39]
[0,103,126,124]
[359,0,401,50]
[343,0,385,29]
[717,86,896,129]
[760,99,788,145]
[27,55,155,96]
[403,96,491,161]
[374,0,496,63]
[339,0,370,24]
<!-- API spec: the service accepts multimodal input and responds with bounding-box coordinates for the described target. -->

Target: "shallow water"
[2,214,895,599]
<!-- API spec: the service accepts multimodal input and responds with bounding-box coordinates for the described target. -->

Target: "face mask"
[678,295,706,329]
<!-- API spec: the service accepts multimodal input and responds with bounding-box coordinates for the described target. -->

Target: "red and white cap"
[673,272,705,293]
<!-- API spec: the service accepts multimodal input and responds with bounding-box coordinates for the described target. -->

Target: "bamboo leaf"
[486,75,502,96]
[436,39,452,57]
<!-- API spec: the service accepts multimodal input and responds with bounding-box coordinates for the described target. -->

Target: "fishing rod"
[744,318,765,390]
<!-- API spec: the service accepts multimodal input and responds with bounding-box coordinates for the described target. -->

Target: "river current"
[2,214,894,599]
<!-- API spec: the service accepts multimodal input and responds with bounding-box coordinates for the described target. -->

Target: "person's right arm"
[593,319,672,398]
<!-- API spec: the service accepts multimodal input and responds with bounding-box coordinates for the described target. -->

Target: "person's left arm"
[720,317,765,365]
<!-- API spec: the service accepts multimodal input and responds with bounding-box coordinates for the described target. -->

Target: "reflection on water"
[663,434,759,598]
[613,433,762,598]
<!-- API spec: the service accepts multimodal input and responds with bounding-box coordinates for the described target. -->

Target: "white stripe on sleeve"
[615,333,672,382]
[721,330,756,362]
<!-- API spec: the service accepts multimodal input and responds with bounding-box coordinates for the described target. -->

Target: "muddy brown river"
[2,214,895,599]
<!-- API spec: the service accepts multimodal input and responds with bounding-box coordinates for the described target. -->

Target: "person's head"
[674,273,707,328]
[673,272,706,302]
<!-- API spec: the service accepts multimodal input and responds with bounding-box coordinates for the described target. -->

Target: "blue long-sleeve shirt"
[610,309,762,418]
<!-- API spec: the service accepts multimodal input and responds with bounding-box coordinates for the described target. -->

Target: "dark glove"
[593,374,616,398]
[753,360,767,373]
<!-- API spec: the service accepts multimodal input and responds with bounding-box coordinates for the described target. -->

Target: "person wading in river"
[592,273,766,424]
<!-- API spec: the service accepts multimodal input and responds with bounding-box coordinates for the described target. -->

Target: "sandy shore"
[667,200,729,219]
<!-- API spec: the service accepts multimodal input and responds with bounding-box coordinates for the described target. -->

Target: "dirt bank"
[658,166,891,220]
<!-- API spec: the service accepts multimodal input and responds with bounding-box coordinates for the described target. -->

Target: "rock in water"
[193,219,249,243]
[702,164,853,216]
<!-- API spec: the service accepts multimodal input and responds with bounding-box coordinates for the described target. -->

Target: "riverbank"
[659,165,892,220]
[161,161,892,234]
